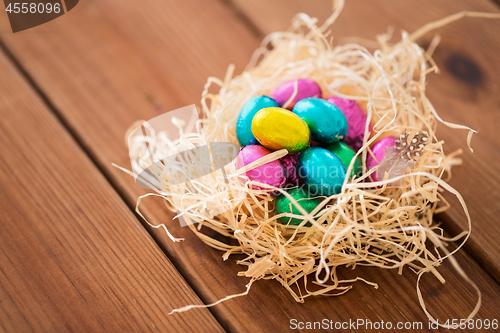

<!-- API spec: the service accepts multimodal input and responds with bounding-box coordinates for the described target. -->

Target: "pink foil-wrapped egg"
[366,136,397,182]
[236,145,286,190]
[270,79,322,110]
[327,97,370,151]
[279,153,300,187]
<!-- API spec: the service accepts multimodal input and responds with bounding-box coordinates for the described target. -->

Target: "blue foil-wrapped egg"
[297,147,346,196]
[236,96,278,147]
[293,98,348,144]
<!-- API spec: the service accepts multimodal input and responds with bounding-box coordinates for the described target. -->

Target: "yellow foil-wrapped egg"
[251,107,310,153]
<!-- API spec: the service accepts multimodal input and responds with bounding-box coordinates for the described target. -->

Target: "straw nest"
[122,0,500,326]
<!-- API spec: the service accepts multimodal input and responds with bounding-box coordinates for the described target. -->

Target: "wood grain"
[0,45,223,332]
[230,0,500,283]
[0,0,499,332]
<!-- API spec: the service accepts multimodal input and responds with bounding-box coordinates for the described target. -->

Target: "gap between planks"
[0,43,225,333]
[0,37,233,333]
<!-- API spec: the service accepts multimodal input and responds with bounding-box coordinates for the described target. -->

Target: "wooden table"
[1,0,499,331]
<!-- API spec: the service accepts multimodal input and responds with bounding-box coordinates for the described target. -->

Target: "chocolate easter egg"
[279,153,301,187]
[252,107,310,154]
[236,96,278,147]
[270,79,322,109]
[297,147,346,196]
[275,187,322,226]
[293,98,348,144]
[235,145,286,190]
[323,141,362,178]
[367,136,397,182]
[327,97,370,151]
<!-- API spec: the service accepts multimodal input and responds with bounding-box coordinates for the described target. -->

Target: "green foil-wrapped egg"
[252,107,310,154]
[323,141,362,178]
[275,187,322,226]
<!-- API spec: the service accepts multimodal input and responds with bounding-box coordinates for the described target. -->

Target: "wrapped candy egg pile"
[126,0,485,323]
[235,79,369,225]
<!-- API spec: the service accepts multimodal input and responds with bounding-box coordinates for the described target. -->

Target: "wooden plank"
[0,0,499,332]
[230,0,500,282]
[0,46,223,332]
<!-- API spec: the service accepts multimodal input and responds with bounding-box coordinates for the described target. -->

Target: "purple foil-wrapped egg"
[235,145,286,191]
[327,97,370,151]
[279,153,300,187]
[270,79,322,110]
[367,137,397,182]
